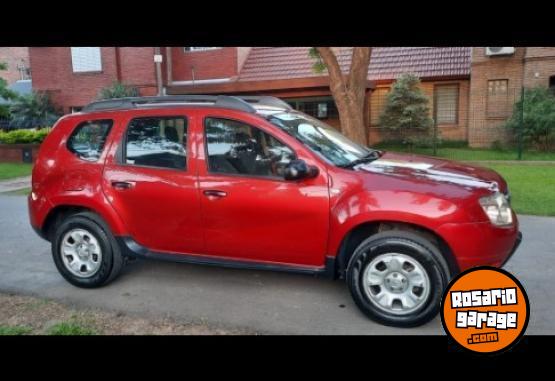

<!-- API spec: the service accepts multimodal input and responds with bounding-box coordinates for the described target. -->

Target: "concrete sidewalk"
[0,176,31,193]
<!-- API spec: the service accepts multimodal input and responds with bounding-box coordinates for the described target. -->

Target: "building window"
[487,79,509,118]
[183,47,221,52]
[370,87,389,126]
[71,47,102,73]
[434,84,459,124]
[549,75,555,95]
[286,97,339,120]
[16,61,31,80]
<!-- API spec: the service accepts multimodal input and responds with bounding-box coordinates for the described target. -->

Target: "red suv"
[28,95,522,327]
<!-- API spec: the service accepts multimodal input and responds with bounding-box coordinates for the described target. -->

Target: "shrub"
[9,92,61,129]
[505,86,555,151]
[379,74,434,141]
[98,81,139,100]
[0,128,50,144]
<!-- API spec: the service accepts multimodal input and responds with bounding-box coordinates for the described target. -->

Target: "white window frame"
[183,47,222,53]
[71,47,102,73]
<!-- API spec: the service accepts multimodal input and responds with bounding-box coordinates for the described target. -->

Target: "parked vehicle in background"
[28,95,522,327]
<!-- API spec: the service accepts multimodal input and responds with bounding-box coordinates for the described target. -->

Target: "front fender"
[327,189,465,257]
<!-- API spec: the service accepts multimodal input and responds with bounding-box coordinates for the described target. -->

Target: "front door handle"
[111,181,135,190]
[203,190,227,199]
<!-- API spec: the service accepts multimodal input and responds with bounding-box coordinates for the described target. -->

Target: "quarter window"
[67,119,113,161]
[205,118,295,178]
[125,117,187,170]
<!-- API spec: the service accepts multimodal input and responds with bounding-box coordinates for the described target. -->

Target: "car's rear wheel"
[52,212,124,288]
[346,230,450,327]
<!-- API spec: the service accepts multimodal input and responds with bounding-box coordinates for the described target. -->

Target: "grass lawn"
[482,163,555,216]
[0,163,33,180]
[375,144,555,161]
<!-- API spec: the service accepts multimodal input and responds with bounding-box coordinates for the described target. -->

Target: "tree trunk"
[316,47,371,146]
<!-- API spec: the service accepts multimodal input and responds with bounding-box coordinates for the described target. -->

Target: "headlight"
[479,192,513,226]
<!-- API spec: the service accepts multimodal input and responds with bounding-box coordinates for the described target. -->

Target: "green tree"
[379,74,433,142]
[98,81,139,100]
[9,92,60,128]
[506,86,555,151]
[0,62,17,118]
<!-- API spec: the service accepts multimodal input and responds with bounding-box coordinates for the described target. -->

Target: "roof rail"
[82,95,292,113]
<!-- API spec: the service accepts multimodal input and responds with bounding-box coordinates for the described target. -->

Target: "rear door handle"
[111,181,135,190]
[203,190,227,198]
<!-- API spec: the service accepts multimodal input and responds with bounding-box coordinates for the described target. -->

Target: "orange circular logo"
[441,266,529,354]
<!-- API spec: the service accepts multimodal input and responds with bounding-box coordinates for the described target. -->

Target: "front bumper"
[501,230,522,267]
[437,218,522,272]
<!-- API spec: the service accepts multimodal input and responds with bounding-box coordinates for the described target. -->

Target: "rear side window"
[67,119,113,162]
[125,116,187,170]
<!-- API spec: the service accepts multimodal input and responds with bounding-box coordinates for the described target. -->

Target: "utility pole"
[154,47,163,96]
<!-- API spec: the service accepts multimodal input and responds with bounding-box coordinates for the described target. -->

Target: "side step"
[116,236,336,278]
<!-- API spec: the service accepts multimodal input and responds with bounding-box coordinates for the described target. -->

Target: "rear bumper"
[437,218,522,272]
[28,192,50,241]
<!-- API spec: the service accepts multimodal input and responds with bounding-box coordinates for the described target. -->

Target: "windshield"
[265,111,373,167]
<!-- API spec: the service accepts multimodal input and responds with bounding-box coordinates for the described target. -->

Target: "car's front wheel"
[52,212,124,288]
[346,230,450,327]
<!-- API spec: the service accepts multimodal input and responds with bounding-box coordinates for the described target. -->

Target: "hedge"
[0,128,50,144]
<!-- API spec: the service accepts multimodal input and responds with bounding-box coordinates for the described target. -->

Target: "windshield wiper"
[339,150,384,169]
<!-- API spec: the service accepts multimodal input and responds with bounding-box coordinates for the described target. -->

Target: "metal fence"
[371,85,555,161]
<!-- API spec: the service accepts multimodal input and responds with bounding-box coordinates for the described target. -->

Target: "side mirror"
[284,159,319,181]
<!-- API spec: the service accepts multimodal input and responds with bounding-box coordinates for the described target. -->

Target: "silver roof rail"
[82,95,292,113]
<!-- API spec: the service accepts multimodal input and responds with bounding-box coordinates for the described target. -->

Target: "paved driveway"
[0,194,553,334]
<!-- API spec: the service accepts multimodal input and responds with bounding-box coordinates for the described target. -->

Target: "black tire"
[51,212,124,288]
[346,230,450,328]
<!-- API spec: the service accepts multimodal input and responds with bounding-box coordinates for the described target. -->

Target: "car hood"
[353,151,507,193]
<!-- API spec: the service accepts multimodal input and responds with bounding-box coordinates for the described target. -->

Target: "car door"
[102,109,204,254]
[198,112,330,267]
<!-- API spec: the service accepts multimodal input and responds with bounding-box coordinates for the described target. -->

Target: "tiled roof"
[238,47,471,82]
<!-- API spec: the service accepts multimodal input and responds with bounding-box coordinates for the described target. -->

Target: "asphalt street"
[0,194,553,334]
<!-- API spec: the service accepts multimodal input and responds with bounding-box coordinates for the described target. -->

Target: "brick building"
[26,47,555,146]
[29,47,158,113]
[469,47,555,147]
[0,47,30,85]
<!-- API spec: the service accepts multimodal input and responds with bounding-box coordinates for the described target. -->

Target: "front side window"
[67,119,113,162]
[265,111,372,167]
[125,117,187,170]
[205,118,295,178]
[71,47,102,73]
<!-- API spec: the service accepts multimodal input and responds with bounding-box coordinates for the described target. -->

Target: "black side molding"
[116,236,337,279]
